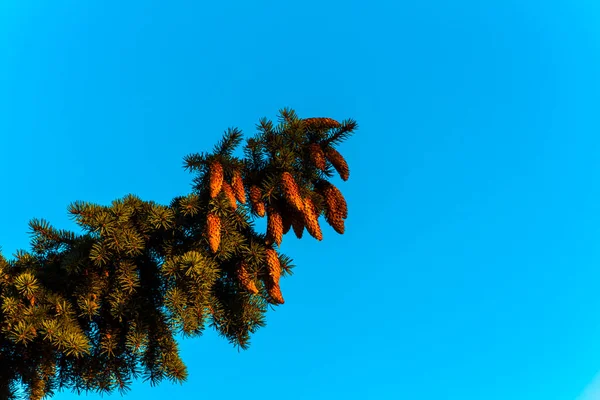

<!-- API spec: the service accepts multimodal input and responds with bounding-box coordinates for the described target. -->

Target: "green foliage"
[0,108,357,399]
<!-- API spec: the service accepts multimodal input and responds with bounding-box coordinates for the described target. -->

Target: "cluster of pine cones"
[204,117,350,305]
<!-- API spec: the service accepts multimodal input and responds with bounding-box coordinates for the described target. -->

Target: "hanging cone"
[303,117,341,130]
[276,199,293,235]
[330,214,345,235]
[267,283,285,304]
[325,148,349,181]
[206,213,221,253]
[290,211,304,238]
[318,181,348,219]
[221,181,237,210]
[282,213,292,235]
[249,185,266,217]
[302,197,323,241]
[265,248,281,284]
[331,184,348,219]
[322,183,346,234]
[237,262,258,294]
[267,206,283,246]
[324,200,345,234]
[209,161,224,198]
[231,169,246,204]
[308,144,326,171]
[281,172,304,212]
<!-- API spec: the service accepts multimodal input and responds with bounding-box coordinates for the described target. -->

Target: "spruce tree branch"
[0,108,357,399]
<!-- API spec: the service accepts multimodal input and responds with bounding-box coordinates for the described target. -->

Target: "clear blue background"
[1,1,600,399]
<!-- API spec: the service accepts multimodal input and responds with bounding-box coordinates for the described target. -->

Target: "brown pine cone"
[249,185,266,217]
[206,213,221,253]
[291,211,304,239]
[231,169,246,204]
[303,117,341,130]
[308,143,326,171]
[267,283,285,304]
[221,181,237,210]
[267,206,283,246]
[281,172,304,212]
[237,262,258,294]
[331,184,348,219]
[282,213,292,235]
[265,248,281,284]
[322,183,346,234]
[324,200,345,234]
[325,148,349,181]
[209,161,224,198]
[302,197,323,241]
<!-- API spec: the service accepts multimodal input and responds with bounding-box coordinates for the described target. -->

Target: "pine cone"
[303,117,341,130]
[231,169,246,204]
[318,181,347,219]
[267,206,283,246]
[322,182,347,234]
[209,161,224,198]
[282,213,292,235]
[325,148,349,181]
[265,248,281,284]
[331,184,348,219]
[308,144,326,171]
[267,283,285,304]
[249,185,265,217]
[221,181,237,210]
[323,185,345,234]
[281,172,304,212]
[290,211,304,239]
[302,197,323,241]
[206,213,221,253]
[237,262,258,294]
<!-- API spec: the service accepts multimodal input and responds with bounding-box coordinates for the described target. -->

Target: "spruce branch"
[0,108,357,399]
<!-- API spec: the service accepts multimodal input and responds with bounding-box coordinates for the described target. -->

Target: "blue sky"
[1,1,600,399]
